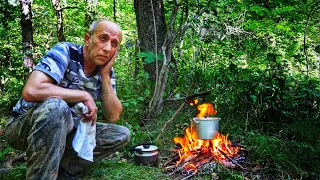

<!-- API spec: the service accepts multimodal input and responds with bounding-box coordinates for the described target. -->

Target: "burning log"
[166,155,216,179]
[164,143,247,179]
[163,154,180,168]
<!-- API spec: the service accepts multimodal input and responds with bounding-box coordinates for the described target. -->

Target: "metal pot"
[130,144,159,166]
[191,117,220,140]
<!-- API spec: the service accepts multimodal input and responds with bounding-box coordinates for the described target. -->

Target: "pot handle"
[192,118,199,124]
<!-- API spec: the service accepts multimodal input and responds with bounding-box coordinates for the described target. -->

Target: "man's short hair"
[88,19,122,42]
[89,20,105,35]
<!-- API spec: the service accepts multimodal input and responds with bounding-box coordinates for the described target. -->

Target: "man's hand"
[82,94,98,126]
[100,50,119,76]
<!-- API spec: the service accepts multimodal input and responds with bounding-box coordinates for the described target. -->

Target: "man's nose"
[103,42,111,51]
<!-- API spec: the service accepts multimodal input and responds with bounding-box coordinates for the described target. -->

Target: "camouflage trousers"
[5,98,131,180]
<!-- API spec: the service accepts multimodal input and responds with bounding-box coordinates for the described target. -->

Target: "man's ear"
[84,33,91,45]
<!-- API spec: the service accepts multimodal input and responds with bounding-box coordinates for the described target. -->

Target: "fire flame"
[196,103,217,117]
[173,101,241,169]
[173,127,241,166]
[189,99,217,117]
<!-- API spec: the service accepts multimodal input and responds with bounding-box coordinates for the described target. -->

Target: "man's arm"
[99,50,122,122]
[100,75,122,122]
[23,70,91,103]
[23,70,98,123]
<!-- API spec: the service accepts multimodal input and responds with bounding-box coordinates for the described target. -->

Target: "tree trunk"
[20,0,34,69]
[52,0,65,42]
[147,4,205,116]
[134,0,166,82]
[85,0,97,32]
[113,0,116,22]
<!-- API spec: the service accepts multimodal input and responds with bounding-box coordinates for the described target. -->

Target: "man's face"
[85,21,122,66]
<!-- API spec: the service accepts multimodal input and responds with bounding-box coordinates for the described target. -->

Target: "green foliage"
[0,0,319,179]
[0,1,26,114]
[0,165,26,180]
[138,51,163,64]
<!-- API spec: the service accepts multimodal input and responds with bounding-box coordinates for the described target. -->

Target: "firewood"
[181,170,197,180]
[164,164,177,171]
[183,153,199,163]
[162,154,180,167]
[217,149,246,170]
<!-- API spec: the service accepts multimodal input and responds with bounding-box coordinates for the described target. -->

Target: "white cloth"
[71,102,96,162]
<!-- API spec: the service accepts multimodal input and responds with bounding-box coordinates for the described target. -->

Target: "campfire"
[164,100,247,179]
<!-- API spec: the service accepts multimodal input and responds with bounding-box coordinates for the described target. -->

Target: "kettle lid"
[135,144,158,152]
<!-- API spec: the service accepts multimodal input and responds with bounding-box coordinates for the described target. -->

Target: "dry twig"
[156,102,186,141]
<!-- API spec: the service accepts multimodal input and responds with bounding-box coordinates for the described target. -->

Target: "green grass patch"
[86,160,169,180]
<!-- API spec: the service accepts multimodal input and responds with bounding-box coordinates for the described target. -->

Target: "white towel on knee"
[71,102,96,162]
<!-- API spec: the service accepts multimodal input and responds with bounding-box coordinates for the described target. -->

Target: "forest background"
[0,0,319,179]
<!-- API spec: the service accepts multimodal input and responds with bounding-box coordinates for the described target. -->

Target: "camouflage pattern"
[5,98,74,180]
[5,98,131,180]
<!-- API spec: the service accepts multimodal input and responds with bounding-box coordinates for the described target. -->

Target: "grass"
[86,160,169,180]
[1,103,320,180]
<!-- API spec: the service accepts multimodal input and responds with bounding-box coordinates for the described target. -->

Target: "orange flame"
[189,99,198,106]
[196,103,217,117]
[173,127,241,167]
[189,99,217,117]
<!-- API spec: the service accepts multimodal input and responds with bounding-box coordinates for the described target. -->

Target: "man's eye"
[99,37,106,41]
[111,42,118,47]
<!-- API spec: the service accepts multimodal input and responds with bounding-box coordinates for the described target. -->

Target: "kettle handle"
[129,143,154,152]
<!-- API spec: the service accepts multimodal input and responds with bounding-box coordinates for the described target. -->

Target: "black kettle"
[129,143,159,166]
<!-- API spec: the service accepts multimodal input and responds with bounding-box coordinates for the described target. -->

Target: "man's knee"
[33,98,73,129]
[121,126,131,144]
[39,98,69,114]
[93,124,131,161]
[96,123,131,146]
[110,124,131,144]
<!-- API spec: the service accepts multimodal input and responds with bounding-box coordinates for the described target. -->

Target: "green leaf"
[92,168,105,175]
[250,95,257,102]
[250,6,268,16]
[156,53,164,61]
[144,89,150,96]
[144,56,155,63]
[123,102,129,107]
[138,51,155,63]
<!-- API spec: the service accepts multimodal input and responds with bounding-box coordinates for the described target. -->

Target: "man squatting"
[5,19,131,179]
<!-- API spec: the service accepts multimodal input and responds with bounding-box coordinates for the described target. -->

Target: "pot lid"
[135,144,158,152]
[193,117,220,120]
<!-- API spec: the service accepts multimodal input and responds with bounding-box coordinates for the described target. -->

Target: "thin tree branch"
[57,6,79,12]
[148,0,159,111]
[113,0,116,22]
[303,1,320,77]
[156,102,186,141]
